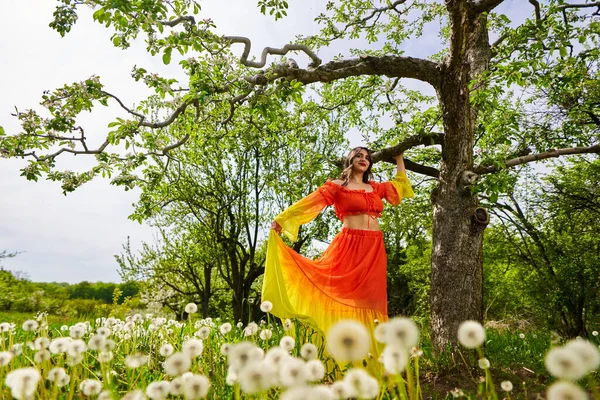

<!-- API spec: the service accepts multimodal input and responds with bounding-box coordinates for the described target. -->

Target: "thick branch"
[243,55,441,89]
[474,144,600,174]
[224,36,322,68]
[159,16,196,27]
[472,0,506,13]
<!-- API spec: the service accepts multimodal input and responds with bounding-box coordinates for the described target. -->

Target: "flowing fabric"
[262,171,414,362]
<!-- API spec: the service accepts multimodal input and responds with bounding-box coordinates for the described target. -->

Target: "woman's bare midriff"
[342,213,380,231]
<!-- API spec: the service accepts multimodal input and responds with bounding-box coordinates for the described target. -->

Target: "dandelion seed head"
[182,374,210,399]
[97,327,111,337]
[185,303,198,314]
[0,322,12,332]
[374,322,388,343]
[69,325,86,339]
[382,345,408,374]
[57,374,71,387]
[343,368,378,399]
[159,343,174,358]
[310,385,335,400]
[122,389,146,400]
[80,379,102,396]
[11,343,23,356]
[219,322,232,335]
[228,342,263,373]
[146,380,170,400]
[88,334,107,351]
[457,321,486,349]
[243,322,259,337]
[306,359,325,381]
[259,329,273,341]
[182,338,204,358]
[280,336,295,352]
[6,367,41,399]
[547,381,588,400]
[330,380,352,399]
[260,301,273,313]
[125,354,148,369]
[237,321,243,329]
[46,367,66,383]
[501,380,513,392]
[280,386,313,400]
[545,347,587,381]
[239,362,276,394]
[34,349,51,363]
[265,346,291,368]
[67,339,87,357]
[384,317,419,349]
[279,357,309,388]
[300,343,318,360]
[169,377,184,396]
[196,326,211,340]
[565,339,600,373]
[226,366,238,386]
[67,353,84,367]
[327,320,370,363]
[49,337,71,354]
[519,333,526,339]
[0,351,13,366]
[283,319,293,331]
[22,320,38,332]
[220,343,232,356]
[478,358,490,369]
[592,331,598,337]
[165,352,191,376]
[33,337,50,350]
[98,390,111,400]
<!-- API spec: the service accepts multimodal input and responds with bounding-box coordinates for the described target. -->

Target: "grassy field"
[0,308,598,399]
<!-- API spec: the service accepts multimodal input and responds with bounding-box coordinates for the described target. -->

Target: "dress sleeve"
[376,171,415,206]
[274,182,339,242]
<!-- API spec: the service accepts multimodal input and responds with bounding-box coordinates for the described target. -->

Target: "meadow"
[0,302,598,399]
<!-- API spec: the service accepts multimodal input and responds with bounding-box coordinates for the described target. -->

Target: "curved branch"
[159,16,196,27]
[472,0,506,13]
[243,55,441,89]
[474,144,600,174]
[224,36,322,68]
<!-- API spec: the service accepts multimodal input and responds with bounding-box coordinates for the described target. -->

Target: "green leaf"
[163,48,172,65]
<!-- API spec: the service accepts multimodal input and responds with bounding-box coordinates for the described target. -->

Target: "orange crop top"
[275,172,414,242]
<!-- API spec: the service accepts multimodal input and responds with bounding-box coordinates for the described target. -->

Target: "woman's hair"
[339,146,374,186]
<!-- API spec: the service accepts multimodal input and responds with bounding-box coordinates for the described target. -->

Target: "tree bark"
[429,3,490,351]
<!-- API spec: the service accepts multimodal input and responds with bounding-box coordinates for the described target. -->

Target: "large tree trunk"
[430,5,491,350]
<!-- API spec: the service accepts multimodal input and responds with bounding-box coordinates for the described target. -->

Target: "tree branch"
[242,55,441,89]
[159,16,196,27]
[472,0,506,14]
[474,144,600,174]
[224,36,322,68]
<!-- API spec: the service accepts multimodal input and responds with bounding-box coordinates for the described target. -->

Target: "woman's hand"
[393,153,404,163]
[393,153,406,174]
[271,221,282,234]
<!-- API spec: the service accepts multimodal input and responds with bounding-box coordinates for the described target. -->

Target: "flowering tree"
[1,0,599,349]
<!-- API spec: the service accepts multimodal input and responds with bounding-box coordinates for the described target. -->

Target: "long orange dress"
[262,172,414,358]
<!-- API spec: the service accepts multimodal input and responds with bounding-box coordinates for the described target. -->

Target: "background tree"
[1,0,599,349]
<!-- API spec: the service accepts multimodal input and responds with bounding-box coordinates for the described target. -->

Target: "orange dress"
[262,172,414,357]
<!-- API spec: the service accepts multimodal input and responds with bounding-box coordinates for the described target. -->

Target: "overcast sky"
[0,0,528,283]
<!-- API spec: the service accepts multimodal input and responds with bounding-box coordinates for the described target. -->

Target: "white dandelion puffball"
[260,300,273,313]
[327,320,371,363]
[88,334,107,351]
[545,347,587,381]
[34,349,51,363]
[279,357,309,388]
[146,380,170,399]
[384,317,419,349]
[344,368,379,399]
[300,343,318,360]
[238,362,277,394]
[69,325,86,339]
[546,381,588,400]
[259,329,273,341]
[283,319,293,331]
[196,326,211,340]
[98,390,112,400]
[164,352,192,376]
[244,322,259,337]
[159,343,174,358]
[182,374,210,399]
[169,377,184,396]
[125,354,149,369]
[68,339,87,357]
[382,345,408,374]
[280,386,312,400]
[46,367,67,383]
[122,389,147,400]
[22,320,39,331]
[501,380,513,392]
[0,351,13,366]
[306,359,326,381]
[97,326,111,337]
[185,303,198,314]
[330,381,352,399]
[592,331,598,337]
[565,339,600,373]
[265,346,291,368]
[57,375,71,388]
[228,342,264,373]
[220,343,232,356]
[182,339,204,358]
[49,337,71,354]
[280,336,295,352]
[220,323,232,335]
[34,337,50,350]
[374,322,388,343]
[519,333,526,339]
[310,385,335,400]
[79,379,103,396]
[6,368,41,399]
[457,320,486,349]
[478,358,490,369]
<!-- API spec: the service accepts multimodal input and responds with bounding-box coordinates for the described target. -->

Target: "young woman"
[262,147,414,361]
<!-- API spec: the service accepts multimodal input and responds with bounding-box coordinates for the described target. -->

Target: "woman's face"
[351,149,371,173]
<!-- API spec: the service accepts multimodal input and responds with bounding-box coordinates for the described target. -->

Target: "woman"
[262,147,414,360]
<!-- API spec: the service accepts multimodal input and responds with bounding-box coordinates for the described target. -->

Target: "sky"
[0,0,529,283]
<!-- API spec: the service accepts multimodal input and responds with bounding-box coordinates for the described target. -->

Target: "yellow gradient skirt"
[262,228,389,363]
